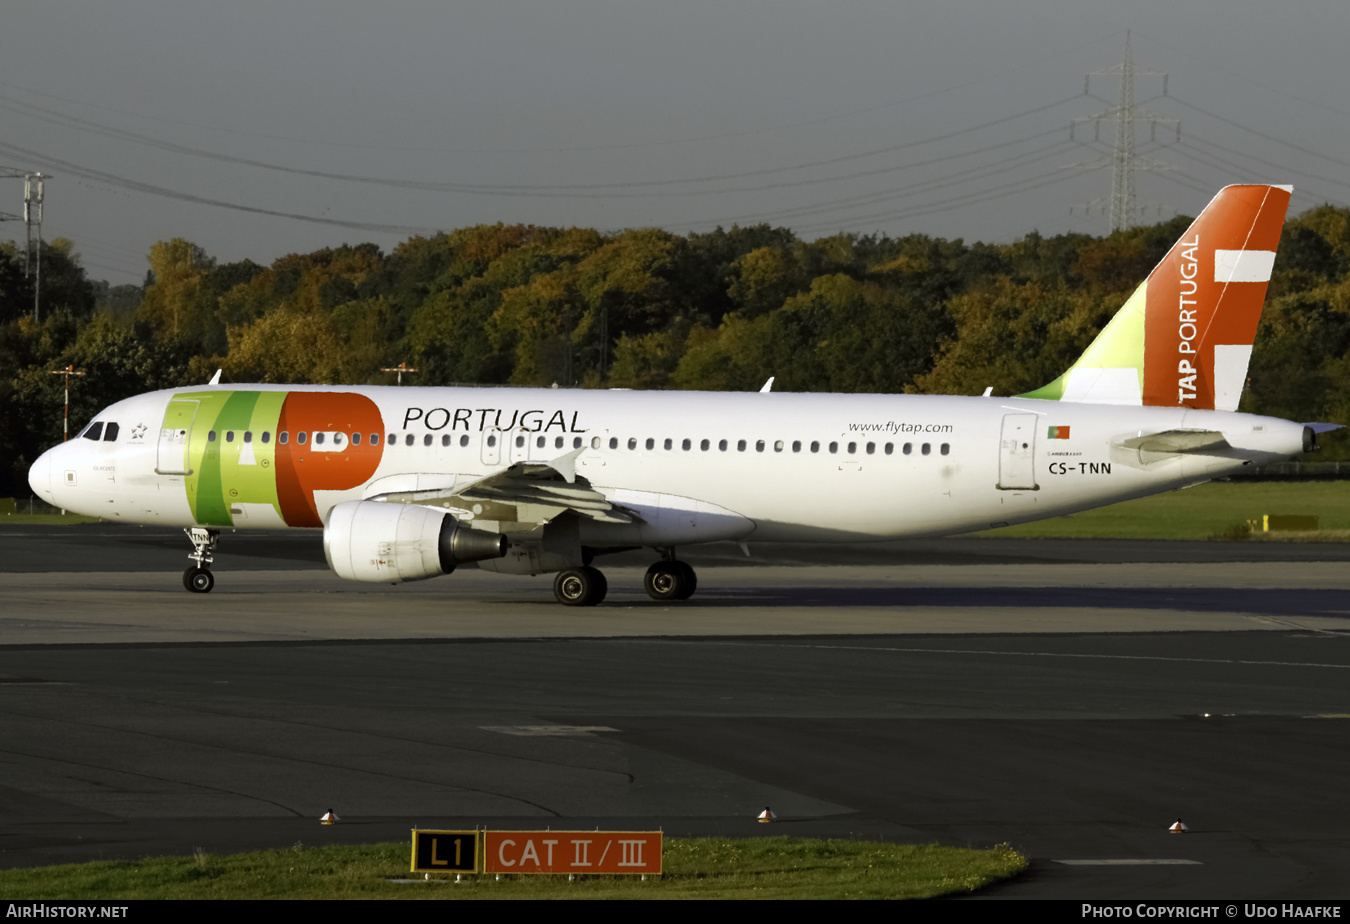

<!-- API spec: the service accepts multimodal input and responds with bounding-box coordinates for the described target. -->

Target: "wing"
[365,448,637,532]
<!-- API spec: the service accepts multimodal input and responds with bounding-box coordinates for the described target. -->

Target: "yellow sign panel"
[410,829,478,873]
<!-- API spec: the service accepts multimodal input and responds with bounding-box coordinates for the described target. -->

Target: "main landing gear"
[643,559,697,601]
[551,554,698,607]
[182,527,219,594]
[553,566,608,607]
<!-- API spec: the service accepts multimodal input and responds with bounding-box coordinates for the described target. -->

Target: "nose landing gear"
[182,527,219,594]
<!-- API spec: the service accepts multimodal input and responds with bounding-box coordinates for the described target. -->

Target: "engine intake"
[324,500,507,583]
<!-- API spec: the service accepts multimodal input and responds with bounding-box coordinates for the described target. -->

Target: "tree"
[136,239,219,352]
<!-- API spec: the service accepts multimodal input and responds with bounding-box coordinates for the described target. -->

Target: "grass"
[0,837,1026,900]
[8,482,1349,541]
[1,512,101,524]
[979,481,1350,541]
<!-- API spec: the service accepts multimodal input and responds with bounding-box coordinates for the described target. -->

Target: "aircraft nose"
[28,448,55,505]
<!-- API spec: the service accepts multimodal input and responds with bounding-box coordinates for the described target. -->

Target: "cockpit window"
[82,422,104,441]
[103,422,119,441]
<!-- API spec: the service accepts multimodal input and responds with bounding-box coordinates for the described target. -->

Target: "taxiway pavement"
[1,524,1348,900]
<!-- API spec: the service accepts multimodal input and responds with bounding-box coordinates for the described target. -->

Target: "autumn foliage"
[4,207,1350,495]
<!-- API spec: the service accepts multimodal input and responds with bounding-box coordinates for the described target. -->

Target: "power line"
[687,136,1078,230]
[0,139,434,236]
[0,89,1083,196]
[0,34,1117,157]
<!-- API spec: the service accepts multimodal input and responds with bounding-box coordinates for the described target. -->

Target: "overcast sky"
[1,1,1346,285]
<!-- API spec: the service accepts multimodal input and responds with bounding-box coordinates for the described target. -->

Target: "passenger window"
[442,435,450,447]
[424,434,433,446]
[487,435,497,447]
[226,431,235,443]
[573,437,582,449]
[755,440,765,452]
[538,436,548,449]
[315,433,324,446]
[262,431,272,444]
[335,432,347,448]
[462,435,471,447]
[208,430,217,442]
[792,441,800,452]
[884,443,893,455]
[404,434,414,446]
[609,437,619,449]
[682,438,691,451]
[700,439,710,451]
[628,437,637,450]
[737,440,746,452]
[829,442,838,454]
[555,436,564,449]
[903,442,912,455]
[83,422,104,441]
[810,441,819,453]
[866,442,874,455]
[941,443,950,455]
[299,432,309,445]
[279,431,288,445]
[351,432,360,446]
[774,440,784,452]
[243,431,253,444]
[719,439,728,451]
[371,433,380,445]
[387,433,396,445]
[847,441,856,455]
[103,422,119,441]
[646,438,655,450]
[591,436,601,449]
[664,438,673,450]
[516,435,525,448]
[922,443,931,455]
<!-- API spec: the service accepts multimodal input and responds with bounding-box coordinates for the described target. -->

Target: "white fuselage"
[29,384,1307,547]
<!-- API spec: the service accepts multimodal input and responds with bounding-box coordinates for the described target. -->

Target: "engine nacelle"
[323,500,507,583]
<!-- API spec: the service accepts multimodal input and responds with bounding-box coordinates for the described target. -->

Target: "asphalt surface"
[2,523,1349,900]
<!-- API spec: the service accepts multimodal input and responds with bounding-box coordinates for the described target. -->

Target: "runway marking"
[483,725,621,737]
[1054,859,1203,866]
[647,640,1350,671]
[1245,614,1343,635]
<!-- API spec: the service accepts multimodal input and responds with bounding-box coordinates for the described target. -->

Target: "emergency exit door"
[997,414,1039,490]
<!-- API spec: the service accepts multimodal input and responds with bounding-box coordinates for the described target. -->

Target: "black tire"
[644,562,681,600]
[554,566,606,606]
[673,561,697,600]
[184,566,214,594]
[644,561,697,601]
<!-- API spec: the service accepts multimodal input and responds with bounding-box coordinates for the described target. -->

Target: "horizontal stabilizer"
[1113,429,1231,454]
[1303,422,1343,434]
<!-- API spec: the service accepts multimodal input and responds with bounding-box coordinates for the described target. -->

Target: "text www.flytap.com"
[847,422,954,434]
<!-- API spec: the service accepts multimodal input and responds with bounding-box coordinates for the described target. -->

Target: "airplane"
[28,184,1327,606]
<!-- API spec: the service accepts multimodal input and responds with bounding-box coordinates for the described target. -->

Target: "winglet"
[1019,185,1293,410]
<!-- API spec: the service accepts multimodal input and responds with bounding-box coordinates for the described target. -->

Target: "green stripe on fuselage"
[179,390,286,526]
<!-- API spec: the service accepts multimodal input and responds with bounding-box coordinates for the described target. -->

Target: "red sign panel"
[483,830,662,875]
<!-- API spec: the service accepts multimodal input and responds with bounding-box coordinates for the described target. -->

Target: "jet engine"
[323,500,507,582]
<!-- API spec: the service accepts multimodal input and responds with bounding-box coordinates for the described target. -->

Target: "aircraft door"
[997,414,1039,490]
[481,428,502,466]
[156,399,197,475]
[509,428,530,463]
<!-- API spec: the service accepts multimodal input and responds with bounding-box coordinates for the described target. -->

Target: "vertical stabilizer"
[1019,184,1292,410]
